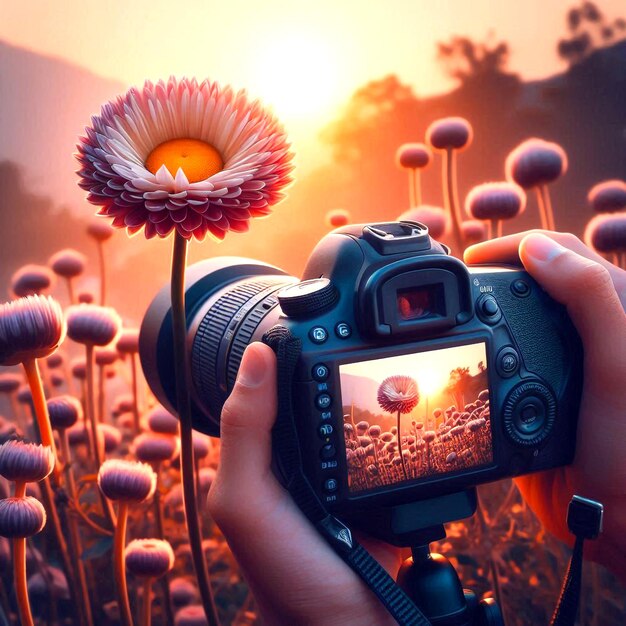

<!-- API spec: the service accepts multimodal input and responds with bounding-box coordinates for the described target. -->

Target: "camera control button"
[324,478,338,493]
[319,423,334,438]
[308,326,328,344]
[335,322,352,339]
[511,279,531,297]
[497,347,519,378]
[312,363,330,381]
[320,443,336,459]
[316,393,332,410]
[476,295,502,324]
[503,381,556,447]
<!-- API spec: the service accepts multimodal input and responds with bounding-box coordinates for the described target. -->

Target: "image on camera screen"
[340,342,492,493]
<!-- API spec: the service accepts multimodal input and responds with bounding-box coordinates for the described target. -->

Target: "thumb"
[519,233,626,385]
[216,341,277,489]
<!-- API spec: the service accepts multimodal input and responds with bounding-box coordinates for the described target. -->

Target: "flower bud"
[125,538,175,578]
[0,496,46,538]
[0,440,54,482]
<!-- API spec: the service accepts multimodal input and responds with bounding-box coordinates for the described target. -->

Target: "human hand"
[207,342,403,626]
[465,231,626,581]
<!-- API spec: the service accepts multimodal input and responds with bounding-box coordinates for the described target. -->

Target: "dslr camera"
[140,221,582,531]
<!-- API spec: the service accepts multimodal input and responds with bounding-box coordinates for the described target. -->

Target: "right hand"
[465,231,626,581]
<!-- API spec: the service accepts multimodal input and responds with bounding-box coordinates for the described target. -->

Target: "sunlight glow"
[247,31,343,123]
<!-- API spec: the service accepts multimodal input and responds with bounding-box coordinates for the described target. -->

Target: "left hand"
[207,342,403,626]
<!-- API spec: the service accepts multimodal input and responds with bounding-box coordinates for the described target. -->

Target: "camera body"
[140,222,582,518]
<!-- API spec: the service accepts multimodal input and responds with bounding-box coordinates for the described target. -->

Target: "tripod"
[351,489,505,625]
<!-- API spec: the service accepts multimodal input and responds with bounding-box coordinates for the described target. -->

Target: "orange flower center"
[145,138,223,182]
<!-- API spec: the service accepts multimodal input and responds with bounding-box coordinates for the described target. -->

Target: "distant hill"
[0,41,125,207]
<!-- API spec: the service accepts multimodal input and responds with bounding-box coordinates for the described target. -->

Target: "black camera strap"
[262,325,432,626]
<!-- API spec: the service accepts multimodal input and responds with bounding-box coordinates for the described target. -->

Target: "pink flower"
[76,77,294,241]
[377,376,419,414]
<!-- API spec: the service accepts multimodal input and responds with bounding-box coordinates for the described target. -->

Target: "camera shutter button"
[277,278,339,318]
[477,294,501,324]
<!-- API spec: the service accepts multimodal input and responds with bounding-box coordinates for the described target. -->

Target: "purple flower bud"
[0,296,66,366]
[0,373,22,394]
[505,138,567,189]
[116,329,140,354]
[49,249,86,279]
[147,406,179,435]
[465,182,526,221]
[0,496,46,538]
[588,180,626,213]
[11,265,55,298]
[134,433,179,464]
[124,538,175,578]
[66,305,121,346]
[396,143,432,169]
[426,117,473,151]
[47,395,82,430]
[0,440,54,482]
[98,459,156,502]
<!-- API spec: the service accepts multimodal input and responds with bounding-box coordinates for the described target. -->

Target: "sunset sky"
[2,0,624,149]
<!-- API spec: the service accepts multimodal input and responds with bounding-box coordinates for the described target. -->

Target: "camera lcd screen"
[396,285,444,321]
[340,342,491,494]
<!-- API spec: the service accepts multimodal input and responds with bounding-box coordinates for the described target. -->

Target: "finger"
[464,230,620,276]
[215,341,277,490]
[518,234,626,387]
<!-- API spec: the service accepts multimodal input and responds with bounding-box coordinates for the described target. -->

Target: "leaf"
[81,536,113,561]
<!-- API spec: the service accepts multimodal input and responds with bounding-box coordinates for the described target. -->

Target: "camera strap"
[262,325,432,626]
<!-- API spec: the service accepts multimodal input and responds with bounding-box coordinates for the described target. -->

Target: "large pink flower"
[377,375,419,414]
[76,77,294,241]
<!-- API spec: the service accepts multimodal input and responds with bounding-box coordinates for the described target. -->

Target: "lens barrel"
[139,257,294,435]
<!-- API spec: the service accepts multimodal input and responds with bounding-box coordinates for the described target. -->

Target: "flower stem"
[171,231,220,626]
[114,501,134,626]
[60,430,95,626]
[396,410,408,481]
[153,464,174,625]
[130,353,141,432]
[65,277,76,305]
[408,169,416,208]
[414,168,422,207]
[443,148,463,254]
[98,364,106,423]
[534,187,549,230]
[22,358,60,481]
[97,240,107,306]
[540,184,556,231]
[86,344,117,529]
[13,537,33,626]
[142,578,153,626]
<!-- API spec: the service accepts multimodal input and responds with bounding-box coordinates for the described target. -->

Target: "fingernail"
[237,344,267,388]
[523,234,567,264]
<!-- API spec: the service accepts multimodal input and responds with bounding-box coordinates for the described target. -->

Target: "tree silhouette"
[437,35,510,82]
[558,2,626,65]
[446,367,471,410]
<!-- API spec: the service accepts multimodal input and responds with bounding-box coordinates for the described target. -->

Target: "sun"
[248,32,343,124]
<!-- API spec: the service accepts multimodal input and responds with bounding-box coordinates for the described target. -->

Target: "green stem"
[171,232,220,626]
[114,501,134,626]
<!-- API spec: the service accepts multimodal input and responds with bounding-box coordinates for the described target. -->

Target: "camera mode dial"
[277,278,339,318]
[503,381,556,447]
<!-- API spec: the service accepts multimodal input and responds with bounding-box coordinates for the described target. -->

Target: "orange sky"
[1,0,623,150]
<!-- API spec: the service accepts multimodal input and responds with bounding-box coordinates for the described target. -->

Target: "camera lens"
[140,258,295,435]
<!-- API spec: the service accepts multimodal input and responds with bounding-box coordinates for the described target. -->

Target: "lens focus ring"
[191,278,285,422]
